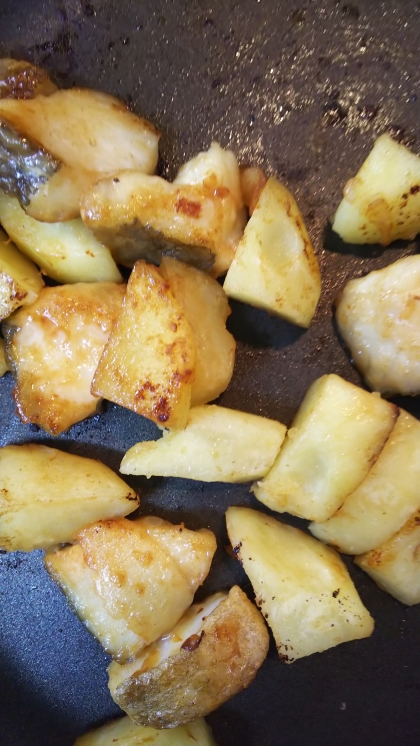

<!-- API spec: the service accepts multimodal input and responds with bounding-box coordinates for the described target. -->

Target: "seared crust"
[111,585,269,728]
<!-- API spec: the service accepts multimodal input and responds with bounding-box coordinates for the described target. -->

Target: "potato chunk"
[226,507,374,662]
[0,338,8,376]
[120,405,286,482]
[0,58,57,99]
[108,586,269,728]
[45,517,216,661]
[75,716,217,746]
[336,255,420,396]
[223,177,321,327]
[0,227,43,320]
[0,444,139,552]
[81,170,241,277]
[0,88,159,175]
[0,192,122,283]
[355,511,420,606]
[92,261,195,430]
[253,374,398,523]
[160,258,235,406]
[310,410,420,555]
[4,282,124,435]
[332,134,420,245]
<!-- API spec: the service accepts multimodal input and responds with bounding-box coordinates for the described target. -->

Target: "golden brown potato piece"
[0,58,57,99]
[160,258,235,406]
[226,507,374,663]
[0,227,44,320]
[92,261,195,430]
[0,444,139,552]
[108,585,269,728]
[336,255,420,396]
[4,282,125,435]
[0,338,8,376]
[45,516,216,661]
[0,88,160,175]
[74,716,217,746]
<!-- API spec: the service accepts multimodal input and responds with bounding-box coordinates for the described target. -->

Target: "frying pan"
[1,1,420,744]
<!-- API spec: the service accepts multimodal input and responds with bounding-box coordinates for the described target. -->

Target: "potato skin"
[111,585,269,728]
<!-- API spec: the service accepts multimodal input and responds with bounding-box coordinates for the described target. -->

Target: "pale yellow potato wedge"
[109,586,269,728]
[0,58,57,98]
[0,192,122,283]
[355,510,420,606]
[336,255,420,396]
[223,177,321,327]
[253,374,398,523]
[120,404,286,482]
[0,227,44,320]
[0,444,139,552]
[0,88,159,174]
[92,261,195,429]
[0,338,8,376]
[311,410,420,555]
[332,134,420,245]
[74,716,216,746]
[160,258,235,406]
[81,171,239,277]
[45,516,216,661]
[226,507,374,662]
[25,165,99,223]
[4,282,125,435]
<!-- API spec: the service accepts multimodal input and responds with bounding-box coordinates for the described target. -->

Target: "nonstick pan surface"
[1,1,420,744]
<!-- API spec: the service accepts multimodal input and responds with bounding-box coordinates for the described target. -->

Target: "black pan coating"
[1,1,420,744]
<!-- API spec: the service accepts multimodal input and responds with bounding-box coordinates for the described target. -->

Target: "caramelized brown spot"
[181,631,204,652]
[176,197,202,218]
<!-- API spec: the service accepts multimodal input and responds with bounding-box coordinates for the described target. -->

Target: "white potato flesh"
[0,338,8,376]
[310,410,420,555]
[240,166,267,215]
[108,593,227,688]
[0,192,122,283]
[74,717,216,746]
[91,261,195,430]
[223,177,321,327]
[46,516,216,661]
[0,228,44,319]
[0,88,160,174]
[253,374,398,523]
[332,134,420,245]
[120,404,286,483]
[226,507,374,662]
[0,444,139,552]
[174,141,243,210]
[336,255,420,396]
[160,257,236,406]
[355,511,420,606]
[81,171,239,276]
[4,283,125,435]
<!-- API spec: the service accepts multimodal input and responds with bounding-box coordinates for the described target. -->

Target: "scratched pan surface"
[1,1,420,744]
